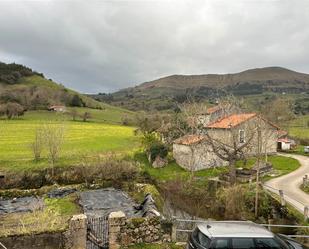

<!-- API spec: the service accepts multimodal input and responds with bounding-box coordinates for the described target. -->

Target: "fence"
[262,183,309,220]
[87,215,109,249]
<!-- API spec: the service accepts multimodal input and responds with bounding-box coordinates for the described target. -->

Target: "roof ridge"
[206,113,257,129]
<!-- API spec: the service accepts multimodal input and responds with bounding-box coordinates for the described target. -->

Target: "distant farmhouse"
[173,105,290,171]
[48,105,66,112]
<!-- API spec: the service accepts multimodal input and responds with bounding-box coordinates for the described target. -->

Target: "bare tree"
[261,97,294,123]
[31,127,44,161]
[205,123,257,184]
[70,109,78,121]
[0,102,25,119]
[83,112,91,122]
[42,122,66,174]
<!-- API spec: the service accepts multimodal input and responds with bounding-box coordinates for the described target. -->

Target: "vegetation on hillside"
[0,61,121,111]
[92,67,309,111]
[0,62,43,84]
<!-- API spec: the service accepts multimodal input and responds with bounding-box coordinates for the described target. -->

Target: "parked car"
[186,221,308,249]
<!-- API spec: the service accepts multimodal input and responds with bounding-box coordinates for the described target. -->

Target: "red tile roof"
[206,105,221,114]
[277,130,288,138]
[278,138,291,143]
[206,113,257,129]
[174,135,207,145]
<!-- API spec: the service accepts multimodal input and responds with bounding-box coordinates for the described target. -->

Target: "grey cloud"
[0,0,309,93]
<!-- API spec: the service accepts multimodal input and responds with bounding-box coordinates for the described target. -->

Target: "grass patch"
[135,152,228,183]
[286,115,309,139]
[0,112,139,171]
[136,153,299,183]
[268,155,301,176]
[235,155,300,180]
[0,194,80,236]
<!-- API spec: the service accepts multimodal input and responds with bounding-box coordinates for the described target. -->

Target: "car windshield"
[193,228,211,248]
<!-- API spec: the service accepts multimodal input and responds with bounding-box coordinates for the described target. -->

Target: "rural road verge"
[264,153,309,214]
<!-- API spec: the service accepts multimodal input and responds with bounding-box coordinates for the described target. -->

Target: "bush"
[71,94,84,107]
[0,102,25,119]
[149,143,168,162]
[0,62,35,84]
[0,156,139,189]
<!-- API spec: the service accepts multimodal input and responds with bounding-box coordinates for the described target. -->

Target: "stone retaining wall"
[0,214,87,249]
[0,232,64,249]
[109,211,175,249]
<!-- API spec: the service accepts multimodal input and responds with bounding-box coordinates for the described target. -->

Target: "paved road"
[264,153,309,214]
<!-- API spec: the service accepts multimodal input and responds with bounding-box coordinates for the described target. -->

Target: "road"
[264,153,309,214]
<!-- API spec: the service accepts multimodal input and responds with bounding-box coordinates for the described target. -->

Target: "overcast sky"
[0,0,309,93]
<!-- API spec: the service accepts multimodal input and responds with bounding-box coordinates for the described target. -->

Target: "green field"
[287,114,309,139]
[23,106,134,125]
[0,110,139,171]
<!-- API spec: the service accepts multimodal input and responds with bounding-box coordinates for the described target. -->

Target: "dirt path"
[264,153,309,214]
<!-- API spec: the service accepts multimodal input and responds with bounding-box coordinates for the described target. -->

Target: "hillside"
[0,62,134,119]
[92,67,309,111]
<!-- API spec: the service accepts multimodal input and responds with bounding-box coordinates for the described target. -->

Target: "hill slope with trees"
[92,67,309,111]
[0,62,105,110]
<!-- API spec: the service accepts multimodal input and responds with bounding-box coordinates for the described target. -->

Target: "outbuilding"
[277,138,291,151]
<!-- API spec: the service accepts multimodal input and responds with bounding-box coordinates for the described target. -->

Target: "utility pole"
[255,121,262,218]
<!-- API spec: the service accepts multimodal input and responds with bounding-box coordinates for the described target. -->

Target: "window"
[232,238,255,249]
[239,130,245,143]
[211,239,230,249]
[255,238,287,249]
[192,228,211,248]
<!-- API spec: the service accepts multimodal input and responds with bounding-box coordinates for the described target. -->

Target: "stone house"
[173,135,228,171]
[173,112,280,171]
[48,105,66,112]
[195,104,238,127]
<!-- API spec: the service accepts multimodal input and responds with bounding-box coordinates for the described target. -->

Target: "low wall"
[0,232,64,249]
[0,214,87,249]
[109,211,175,249]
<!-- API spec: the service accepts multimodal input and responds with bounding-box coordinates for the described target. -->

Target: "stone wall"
[0,214,87,249]
[173,143,227,171]
[109,211,175,248]
[63,214,87,249]
[0,232,64,249]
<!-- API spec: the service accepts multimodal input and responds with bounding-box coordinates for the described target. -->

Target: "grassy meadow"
[0,109,139,172]
[286,114,309,139]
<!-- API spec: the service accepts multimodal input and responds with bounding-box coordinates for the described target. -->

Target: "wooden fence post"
[279,190,285,206]
[303,175,308,187]
[304,206,309,221]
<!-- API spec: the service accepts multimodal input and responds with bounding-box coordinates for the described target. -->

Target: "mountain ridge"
[137,66,309,90]
[92,66,309,111]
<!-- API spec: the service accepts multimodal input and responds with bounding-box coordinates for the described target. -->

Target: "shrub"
[149,143,168,162]
[0,155,139,189]
[71,94,84,107]
[0,102,25,119]
[31,127,44,161]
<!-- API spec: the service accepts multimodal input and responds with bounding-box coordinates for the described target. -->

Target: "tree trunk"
[255,129,262,218]
[229,159,237,184]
